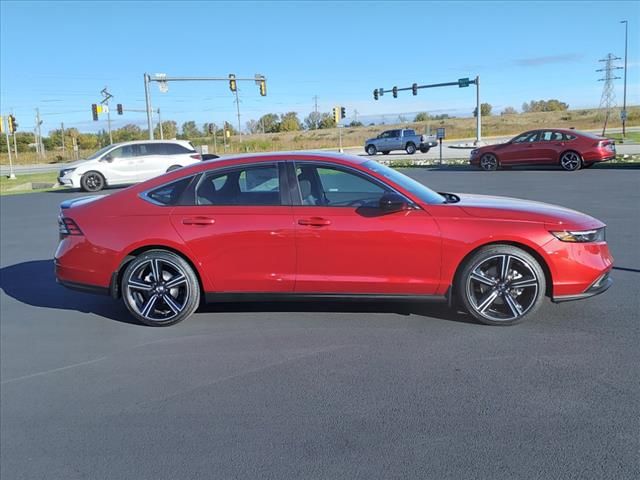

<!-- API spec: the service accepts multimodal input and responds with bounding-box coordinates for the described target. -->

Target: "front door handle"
[182,217,216,226]
[298,217,331,227]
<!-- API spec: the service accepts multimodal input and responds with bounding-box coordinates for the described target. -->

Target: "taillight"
[58,215,83,238]
[190,154,202,160]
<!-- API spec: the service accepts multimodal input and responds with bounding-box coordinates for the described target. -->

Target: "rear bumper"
[552,271,613,302]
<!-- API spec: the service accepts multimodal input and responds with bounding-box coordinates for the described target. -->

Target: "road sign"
[437,127,446,139]
[620,110,627,121]
[458,78,470,88]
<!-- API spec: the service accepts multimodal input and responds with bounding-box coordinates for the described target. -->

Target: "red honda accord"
[55,153,613,326]
[470,129,616,171]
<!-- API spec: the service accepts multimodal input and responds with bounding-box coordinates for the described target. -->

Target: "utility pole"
[157,108,164,139]
[100,87,113,144]
[313,95,319,129]
[475,75,481,145]
[212,125,217,153]
[620,20,628,137]
[61,122,65,158]
[144,73,154,139]
[35,108,44,158]
[597,53,622,136]
[353,109,359,123]
[4,117,16,179]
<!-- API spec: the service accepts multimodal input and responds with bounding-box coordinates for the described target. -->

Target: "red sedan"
[470,129,616,171]
[55,153,613,326]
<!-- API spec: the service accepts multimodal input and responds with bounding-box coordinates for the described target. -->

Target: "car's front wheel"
[479,153,499,171]
[456,245,546,326]
[366,145,377,155]
[121,250,200,326]
[80,171,106,192]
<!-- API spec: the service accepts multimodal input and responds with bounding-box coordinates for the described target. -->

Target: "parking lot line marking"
[1,356,108,385]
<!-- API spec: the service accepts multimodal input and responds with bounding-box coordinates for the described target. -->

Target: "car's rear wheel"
[456,245,546,326]
[366,145,377,155]
[405,143,416,155]
[166,165,182,172]
[121,250,200,327]
[479,153,499,171]
[560,151,583,171]
[80,171,106,192]
[420,147,430,153]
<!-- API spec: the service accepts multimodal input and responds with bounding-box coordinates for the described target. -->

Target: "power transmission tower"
[597,53,622,136]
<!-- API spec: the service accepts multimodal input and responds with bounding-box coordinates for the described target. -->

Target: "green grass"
[608,131,640,143]
[0,172,59,195]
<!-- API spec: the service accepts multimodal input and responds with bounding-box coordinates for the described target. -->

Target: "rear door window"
[196,164,281,206]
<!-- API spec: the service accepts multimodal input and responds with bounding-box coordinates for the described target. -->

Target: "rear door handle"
[298,217,331,227]
[182,217,216,226]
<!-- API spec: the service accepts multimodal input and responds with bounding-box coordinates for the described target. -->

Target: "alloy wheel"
[124,257,190,323]
[83,173,104,192]
[480,154,498,171]
[465,254,540,323]
[560,152,582,171]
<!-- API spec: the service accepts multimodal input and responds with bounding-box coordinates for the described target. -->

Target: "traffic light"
[8,114,17,134]
[379,88,384,97]
[229,74,237,92]
[412,83,418,95]
[340,107,346,119]
[91,104,98,121]
[392,86,398,98]
[116,104,123,115]
[259,78,267,96]
[373,89,379,101]
[332,107,340,124]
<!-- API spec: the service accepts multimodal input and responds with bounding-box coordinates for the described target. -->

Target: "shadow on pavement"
[0,260,476,326]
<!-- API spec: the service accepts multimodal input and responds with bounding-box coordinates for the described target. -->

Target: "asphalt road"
[1,169,639,479]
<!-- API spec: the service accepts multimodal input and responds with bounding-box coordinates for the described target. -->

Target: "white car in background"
[58,140,202,192]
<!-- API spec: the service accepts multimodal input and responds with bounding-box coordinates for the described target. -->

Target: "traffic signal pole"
[143,74,267,140]
[374,76,482,144]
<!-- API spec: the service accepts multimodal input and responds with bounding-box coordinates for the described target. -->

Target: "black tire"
[167,165,182,173]
[405,143,416,155]
[420,147,430,153]
[456,245,546,326]
[479,153,499,171]
[382,151,390,155]
[559,151,583,171]
[80,171,106,192]
[366,145,377,156]
[121,250,200,327]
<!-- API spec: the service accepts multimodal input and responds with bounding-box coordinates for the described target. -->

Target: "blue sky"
[1,0,638,134]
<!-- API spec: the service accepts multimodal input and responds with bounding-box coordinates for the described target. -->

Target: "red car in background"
[55,153,613,327]
[470,129,616,171]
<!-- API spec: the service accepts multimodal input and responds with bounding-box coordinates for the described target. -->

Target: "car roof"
[109,139,193,147]
[201,151,368,165]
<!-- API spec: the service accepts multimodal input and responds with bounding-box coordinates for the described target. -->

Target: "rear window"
[146,177,192,205]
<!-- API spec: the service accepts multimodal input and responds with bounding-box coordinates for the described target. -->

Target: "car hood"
[59,159,97,170]
[455,193,604,228]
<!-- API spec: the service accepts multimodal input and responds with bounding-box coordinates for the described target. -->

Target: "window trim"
[289,161,418,208]
[139,174,199,206]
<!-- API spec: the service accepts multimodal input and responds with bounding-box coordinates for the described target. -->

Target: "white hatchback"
[58,140,203,192]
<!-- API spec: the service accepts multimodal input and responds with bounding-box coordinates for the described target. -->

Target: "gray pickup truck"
[364,129,437,155]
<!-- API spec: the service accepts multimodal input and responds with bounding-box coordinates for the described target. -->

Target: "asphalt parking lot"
[1,167,639,480]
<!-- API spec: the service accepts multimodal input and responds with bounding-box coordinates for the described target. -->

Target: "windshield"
[86,145,116,160]
[362,160,446,204]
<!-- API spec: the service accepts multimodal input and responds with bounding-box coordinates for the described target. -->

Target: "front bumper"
[58,176,74,187]
[552,270,613,302]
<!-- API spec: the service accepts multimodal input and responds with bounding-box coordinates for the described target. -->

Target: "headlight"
[550,227,605,243]
[60,168,76,176]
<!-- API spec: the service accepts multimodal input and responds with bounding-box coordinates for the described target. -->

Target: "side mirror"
[102,155,113,163]
[379,192,408,212]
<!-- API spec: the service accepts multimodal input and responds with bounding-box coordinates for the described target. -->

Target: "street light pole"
[621,20,628,137]
[476,75,481,145]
